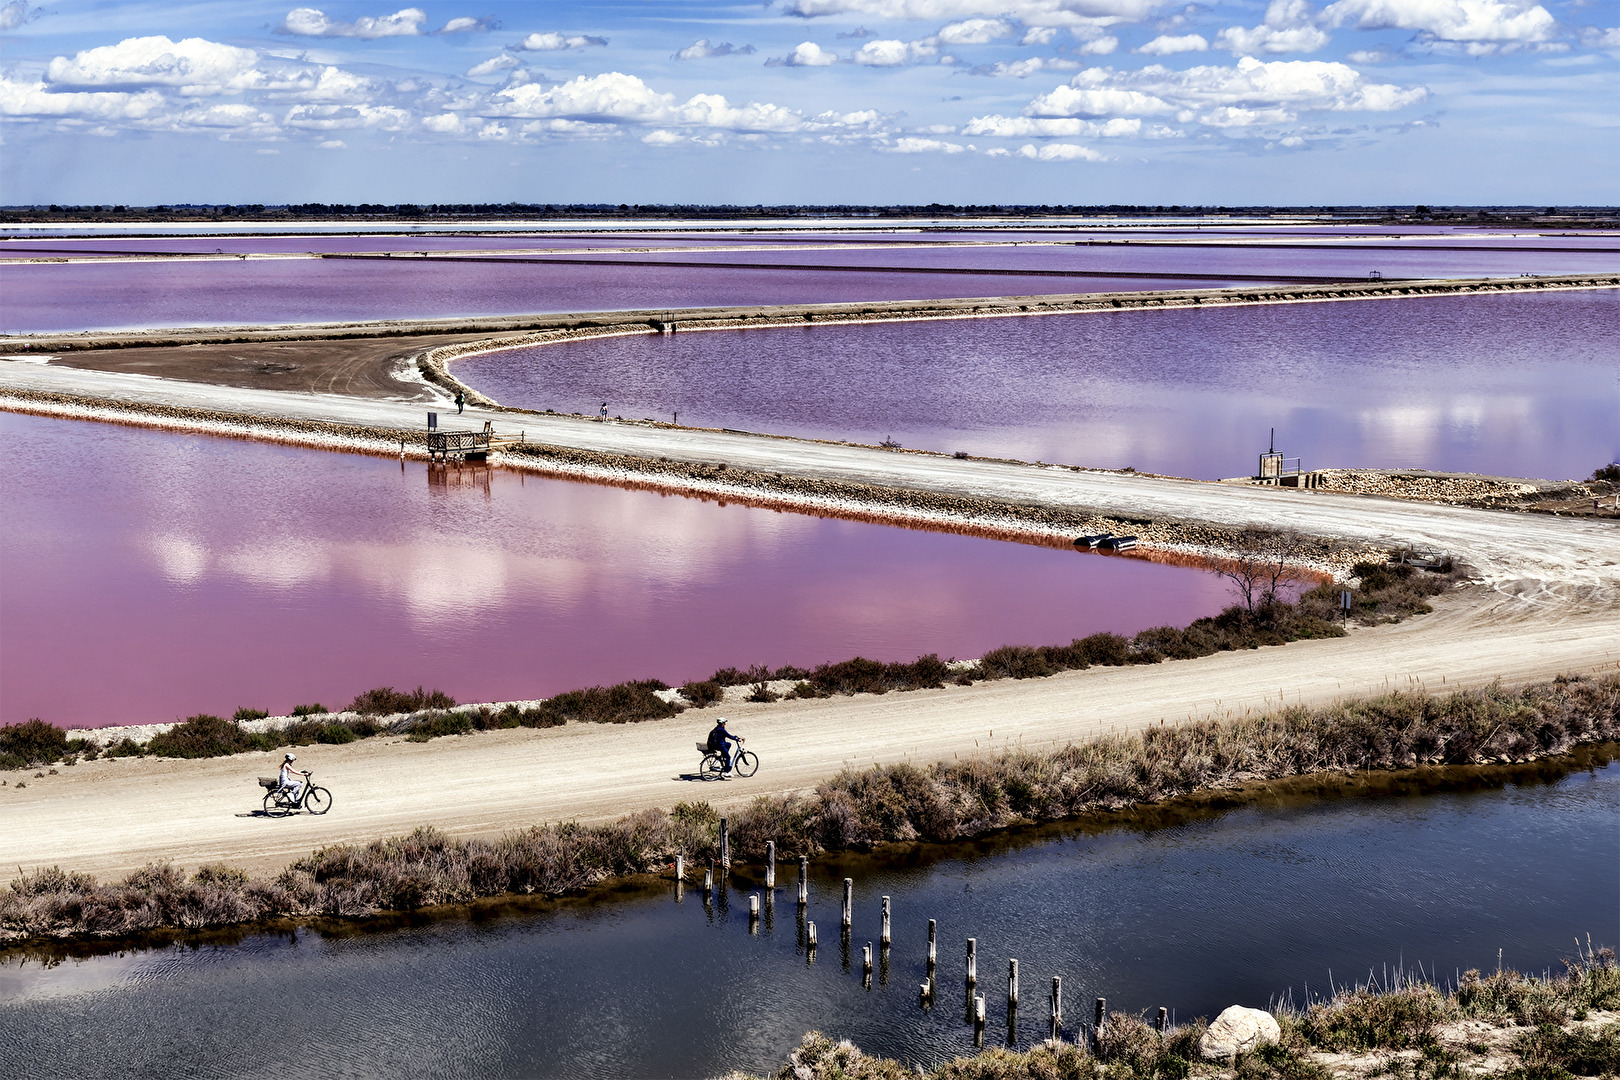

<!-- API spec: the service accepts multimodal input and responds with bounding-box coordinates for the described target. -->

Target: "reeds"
[737,946,1618,1080]
[3,676,1614,941]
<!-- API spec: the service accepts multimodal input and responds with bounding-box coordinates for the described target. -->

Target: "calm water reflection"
[2,761,1614,1079]
[463,290,1620,481]
[0,412,1230,727]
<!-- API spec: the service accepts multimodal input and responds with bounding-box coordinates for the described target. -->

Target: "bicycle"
[696,740,758,781]
[257,772,333,815]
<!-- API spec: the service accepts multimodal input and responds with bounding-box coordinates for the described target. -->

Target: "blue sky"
[1,0,1616,205]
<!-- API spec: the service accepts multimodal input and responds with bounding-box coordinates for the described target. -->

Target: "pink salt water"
[0,412,1234,728]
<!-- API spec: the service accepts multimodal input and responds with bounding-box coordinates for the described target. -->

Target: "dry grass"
[1,676,1613,942]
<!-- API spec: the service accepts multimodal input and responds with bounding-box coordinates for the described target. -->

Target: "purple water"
[459,290,1620,482]
[0,411,1233,728]
[2,228,1611,333]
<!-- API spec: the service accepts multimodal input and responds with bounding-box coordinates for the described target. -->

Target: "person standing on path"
[455,391,465,414]
[599,402,609,422]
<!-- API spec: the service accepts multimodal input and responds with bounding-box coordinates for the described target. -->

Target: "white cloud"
[277,7,426,39]
[1138,33,1210,53]
[1078,35,1121,53]
[319,138,345,148]
[1018,141,1106,159]
[1216,0,1333,53]
[0,74,166,121]
[45,36,265,97]
[772,41,840,65]
[495,71,820,135]
[439,16,494,34]
[675,38,757,60]
[974,56,1084,75]
[1022,26,1058,44]
[283,102,412,130]
[1026,57,1426,128]
[853,37,941,64]
[0,1,38,31]
[938,18,1014,43]
[963,114,1141,135]
[783,0,1163,22]
[890,135,967,151]
[466,54,522,78]
[1321,0,1557,47]
[516,31,608,52]
[1582,26,1620,48]
[643,129,685,144]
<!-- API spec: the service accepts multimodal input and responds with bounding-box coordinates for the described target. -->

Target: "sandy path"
[1,362,1616,882]
[5,587,1616,882]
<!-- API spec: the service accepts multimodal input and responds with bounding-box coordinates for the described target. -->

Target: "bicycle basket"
[257,777,278,789]
[696,743,711,754]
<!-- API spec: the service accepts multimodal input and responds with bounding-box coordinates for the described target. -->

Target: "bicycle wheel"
[733,750,759,778]
[305,787,332,815]
[263,791,282,815]
[700,753,725,781]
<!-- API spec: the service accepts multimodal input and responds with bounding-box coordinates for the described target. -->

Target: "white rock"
[1199,1005,1281,1061]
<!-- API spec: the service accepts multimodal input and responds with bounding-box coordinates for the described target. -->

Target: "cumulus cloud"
[1078,34,1121,53]
[1321,0,1557,49]
[889,135,967,151]
[45,36,266,96]
[963,114,1141,135]
[439,16,496,34]
[853,37,942,64]
[1018,141,1106,159]
[516,31,607,51]
[1216,0,1332,53]
[494,71,835,135]
[277,7,426,38]
[466,54,522,77]
[970,55,1083,75]
[783,0,1163,22]
[1581,26,1620,48]
[938,18,1014,43]
[768,41,840,65]
[1138,33,1210,53]
[675,38,757,59]
[0,75,166,121]
[1026,56,1426,128]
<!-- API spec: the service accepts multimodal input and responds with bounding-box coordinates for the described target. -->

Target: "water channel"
[2,754,1613,1078]
[0,411,1232,727]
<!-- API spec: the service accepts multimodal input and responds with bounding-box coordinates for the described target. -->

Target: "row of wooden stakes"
[675,829,1174,1048]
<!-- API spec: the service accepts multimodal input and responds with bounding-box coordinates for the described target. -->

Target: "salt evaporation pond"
[1,226,1612,333]
[0,411,1232,728]
[3,755,1613,1078]
[461,289,1620,482]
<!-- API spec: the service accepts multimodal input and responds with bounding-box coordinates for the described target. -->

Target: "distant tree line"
[0,202,1613,224]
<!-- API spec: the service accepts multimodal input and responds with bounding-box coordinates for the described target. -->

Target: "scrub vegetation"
[736,943,1619,1080]
[0,557,1454,766]
[1,674,1613,940]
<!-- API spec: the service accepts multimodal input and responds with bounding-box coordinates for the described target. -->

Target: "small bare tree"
[1215,527,1309,612]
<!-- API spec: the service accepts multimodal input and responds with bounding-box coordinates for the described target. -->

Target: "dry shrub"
[148,716,272,759]
[348,686,456,716]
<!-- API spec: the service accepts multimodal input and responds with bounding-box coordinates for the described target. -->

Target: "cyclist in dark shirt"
[706,718,742,777]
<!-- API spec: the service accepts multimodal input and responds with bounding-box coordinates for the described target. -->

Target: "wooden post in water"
[806,921,817,954]
[1157,1007,1169,1033]
[1095,997,1108,1047]
[1050,976,1063,1040]
[797,857,809,906]
[880,896,891,946]
[927,919,937,971]
[1009,959,1019,1006]
[674,854,684,880]
[966,938,977,984]
[974,994,986,1047]
[765,841,775,889]
[703,864,713,896]
[719,818,730,868]
[842,879,853,929]
[863,943,873,975]
[749,894,760,916]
